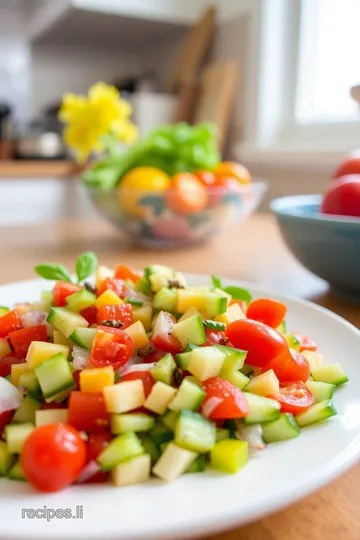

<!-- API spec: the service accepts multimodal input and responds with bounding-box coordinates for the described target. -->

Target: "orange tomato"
[194,170,216,187]
[214,161,251,185]
[167,173,208,215]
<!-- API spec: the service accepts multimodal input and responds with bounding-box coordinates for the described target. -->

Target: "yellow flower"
[112,119,139,144]
[59,93,88,123]
[63,103,104,163]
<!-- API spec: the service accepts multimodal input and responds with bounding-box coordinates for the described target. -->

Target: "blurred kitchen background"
[0,0,359,226]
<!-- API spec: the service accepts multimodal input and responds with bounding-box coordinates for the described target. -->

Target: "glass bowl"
[85,181,267,248]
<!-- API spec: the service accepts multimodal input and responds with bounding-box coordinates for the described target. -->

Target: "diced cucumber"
[262,413,300,443]
[302,350,323,372]
[160,410,178,431]
[19,370,41,399]
[144,381,177,415]
[66,289,96,312]
[132,304,153,331]
[151,353,176,385]
[311,363,348,386]
[172,315,206,348]
[103,380,145,413]
[214,303,245,325]
[188,346,225,381]
[159,441,170,453]
[26,341,69,370]
[12,395,41,424]
[153,287,177,312]
[215,344,247,371]
[203,320,226,331]
[0,441,16,476]
[284,333,300,351]
[152,442,198,481]
[244,370,280,397]
[185,375,202,387]
[8,460,26,481]
[11,363,29,387]
[47,307,88,337]
[111,413,155,434]
[210,439,248,474]
[175,290,205,313]
[216,428,230,442]
[5,423,34,454]
[0,306,10,316]
[150,423,174,445]
[112,454,151,486]
[70,327,97,350]
[296,399,337,427]
[178,308,202,322]
[138,434,160,465]
[97,432,144,471]
[241,364,255,377]
[244,393,280,424]
[35,353,75,401]
[202,292,228,318]
[276,320,287,334]
[186,454,206,473]
[305,380,336,403]
[35,409,69,427]
[168,379,205,412]
[136,276,152,296]
[53,330,73,348]
[175,410,216,453]
[220,369,250,390]
[176,351,192,370]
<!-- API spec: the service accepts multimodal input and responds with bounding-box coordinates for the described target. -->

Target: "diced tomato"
[96,304,133,328]
[271,381,314,414]
[247,298,287,329]
[0,410,14,437]
[205,329,226,346]
[0,354,25,378]
[151,312,182,354]
[121,370,155,398]
[68,391,110,433]
[0,310,23,338]
[80,305,98,325]
[142,348,169,363]
[114,264,141,284]
[85,432,112,483]
[9,325,47,358]
[202,377,249,419]
[97,278,125,298]
[90,326,134,370]
[53,281,80,307]
[41,402,66,410]
[72,369,81,390]
[226,319,288,367]
[262,348,310,383]
[293,333,318,352]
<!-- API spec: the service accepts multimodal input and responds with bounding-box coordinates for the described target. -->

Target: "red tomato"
[90,326,134,370]
[97,278,125,298]
[0,410,13,437]
[121,370,155,398]
[53,281,80,307]
[0,354,25,378]
[247,298,287,329]
[143,348,169,363]
[333,153,360,179]
[321,176,360,218]
[194,170,216,186]
[167,173,208,215]
[114,264,141,284]
[72,369,81,390]
[85,432,112,483]
[41,402,66,410]
[226,319,288,367]
[20,423,86,492]
[80,305,98,325]
[151,312,182,354]
[202,377,249,419]
[271,381,313,414]
[262,348,310,383]
[68,391,110,433]
[96,303,133,328]
[0,310,23,338]
[292,333,318,352]
[9,325,47,358]
[205,329,226,346]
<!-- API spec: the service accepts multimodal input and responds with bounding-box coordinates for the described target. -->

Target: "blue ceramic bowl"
[270,195,360,297]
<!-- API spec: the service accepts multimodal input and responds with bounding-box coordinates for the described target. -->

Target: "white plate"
[1,275,360,540]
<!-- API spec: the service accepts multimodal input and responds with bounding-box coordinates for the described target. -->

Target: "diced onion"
[201,397,223,418]
[236,424,266,450]
[21,311,47,327]
[119,362,156,376]
[0,378,23,414]
[72,346,90,370]
[124,288,151,304]
[76,460,101,483]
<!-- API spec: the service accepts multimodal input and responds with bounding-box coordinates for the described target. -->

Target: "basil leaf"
[34,263,72,283]
[211,275,222,289]
[203,320,226,331]
[75,251,98,282]
[223,286,252,303]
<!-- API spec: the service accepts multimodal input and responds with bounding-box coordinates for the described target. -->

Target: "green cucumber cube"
[168,379,205,412]
[262,413,300,443]
[150,423,174,445]
[12,395,41,424]
[35,353,75,401]
[186,454,206,473]
[70,327,97,350]
[47,307,88,337]
[5,423,34,454]
[151,353,176,385]
[305,380,336,403]
[172,315,206,348]
[97,432,144,471]
[111,413,155,434]
[66,289,96,312]
[175,410,216,453]
[244,393,280,424]
[160,410,178,431]
[188,346,225,381]
[0,441,16,476]
[8,460,26,481]
[311,363,348,386]
[296,399,337,427]
[215,344,247,371]
[153,288,177,312]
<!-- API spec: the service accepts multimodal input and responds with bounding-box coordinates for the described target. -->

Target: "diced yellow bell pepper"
[215,303,246,325]
[125,321,149,348]
[80,366,115,393]
[0,338,11,359]
[132,304,153,331]
[210,439,248,474]
[95,289,123,310]
[11,363,30,387]
[26,342,69,369]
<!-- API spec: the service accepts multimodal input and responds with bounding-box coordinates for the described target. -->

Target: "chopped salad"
[0,253,348,491]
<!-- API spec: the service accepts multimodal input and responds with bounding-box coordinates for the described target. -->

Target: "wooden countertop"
[0,160,85,178]
[1,214,360,540]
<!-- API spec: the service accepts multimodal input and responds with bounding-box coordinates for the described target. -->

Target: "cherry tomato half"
[262,348,310,383]
[96,304,133,328]
[271,381,313,414]
[97,278,126,298]
[247,298,287,329]
[0,310,23,338]
[205,329,227,346]
[202,377,249,419]
[114,264,141,284]
[53,282,80,307]
[90,326,134,370]
[226,319,288,367]
[20,423,86,492]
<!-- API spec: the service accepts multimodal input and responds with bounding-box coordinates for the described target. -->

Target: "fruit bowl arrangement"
[59,83,266,248]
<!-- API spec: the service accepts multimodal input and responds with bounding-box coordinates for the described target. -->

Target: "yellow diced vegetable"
[80,366,114,393]
[0,338,11,359]
[53,330,73,348]
[215,303,246,325]
[210,439,248,474]
[11,363,29,387]
[132,304,153,331]
[95,289,123,310]
[103,380,145,413]
[125,321,149,348]
[26,342,69,369]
